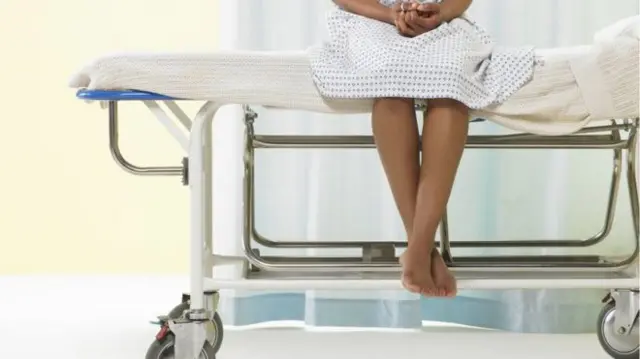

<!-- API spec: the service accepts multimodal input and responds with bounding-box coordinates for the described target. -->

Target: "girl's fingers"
[417,3,440,13]
[396,16,416,37]
[406,13,418,31]
[406,10,428,33]
[405,11,414,26]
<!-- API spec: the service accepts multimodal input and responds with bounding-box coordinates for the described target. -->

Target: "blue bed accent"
[74,89,488,123]
[76,89,178,101]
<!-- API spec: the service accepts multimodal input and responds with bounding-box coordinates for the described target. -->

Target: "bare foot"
[399,243,438,296]
[431,250,457,297]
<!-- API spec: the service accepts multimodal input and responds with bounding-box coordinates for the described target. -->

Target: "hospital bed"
[69,21,640,359]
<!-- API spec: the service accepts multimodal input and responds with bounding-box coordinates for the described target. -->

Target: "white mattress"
[69,39,639,136]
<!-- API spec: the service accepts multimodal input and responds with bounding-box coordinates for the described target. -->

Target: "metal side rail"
[252,133,629,149]
[243,112,632,250]
[240,251,639,273]
[241,108,640,272]
[245,143,623,249]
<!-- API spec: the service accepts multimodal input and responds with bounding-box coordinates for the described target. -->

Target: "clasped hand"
[391,1,442,37]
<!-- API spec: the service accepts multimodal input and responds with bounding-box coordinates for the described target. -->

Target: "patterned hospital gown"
[309,0,536,109]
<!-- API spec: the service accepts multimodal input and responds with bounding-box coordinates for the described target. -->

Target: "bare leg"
[371,98,428,294]
[372,98,468,296]
[402,98,469,297]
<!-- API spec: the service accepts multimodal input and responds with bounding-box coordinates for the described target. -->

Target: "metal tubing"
[203,115,214,280]
[479,123,636,139]
[188,102,221,312]
[242,112,258,265]
[244,254,604,267]
[575,125,624,247]
[108,101,183,176]
[243,217,639,271]
[627,125,639,242]
[240,109,640,272]
[250,230,613,249]
[439,210,453,262]
[242,243,638,272]
[246,127,624,250]
[249,122,633,150]
[252,134,629,150]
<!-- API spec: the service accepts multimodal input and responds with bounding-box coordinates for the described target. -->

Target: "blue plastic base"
[76,89,177,101]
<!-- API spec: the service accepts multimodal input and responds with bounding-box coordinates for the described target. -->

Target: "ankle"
[409,227,436,243]
[407,237,435,252]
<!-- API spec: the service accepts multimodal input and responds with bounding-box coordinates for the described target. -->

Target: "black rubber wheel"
[145,333,217,359]
[167,302,224,355]
[597,301,639,359]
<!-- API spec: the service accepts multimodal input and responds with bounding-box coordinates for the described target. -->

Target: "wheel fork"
[604,289,640,336]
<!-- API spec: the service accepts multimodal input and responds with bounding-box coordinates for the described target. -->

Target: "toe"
[449,287,458,297]
[446,281,458,297]
[422,288,439,297]
[402,275,421,294]
[420,281,438,297]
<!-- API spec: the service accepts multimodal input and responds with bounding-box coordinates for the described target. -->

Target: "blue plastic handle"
[76,89,178,101]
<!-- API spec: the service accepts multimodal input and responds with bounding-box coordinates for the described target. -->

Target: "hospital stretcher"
[70,36,640,359]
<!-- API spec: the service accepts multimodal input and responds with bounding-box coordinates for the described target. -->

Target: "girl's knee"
[429,98,467,110]
[374,97,414,109]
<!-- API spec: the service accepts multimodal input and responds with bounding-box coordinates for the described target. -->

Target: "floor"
[0,275,614,359]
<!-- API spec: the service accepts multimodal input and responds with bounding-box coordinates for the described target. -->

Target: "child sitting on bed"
[314,0,536,297]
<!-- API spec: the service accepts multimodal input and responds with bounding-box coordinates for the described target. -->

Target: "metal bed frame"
[242,107,639,272]
[76,89,639,359]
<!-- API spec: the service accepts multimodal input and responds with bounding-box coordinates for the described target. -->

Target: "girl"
[310,0,535,297]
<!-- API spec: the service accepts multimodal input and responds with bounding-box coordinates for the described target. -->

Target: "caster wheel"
[145,333,217,359]
[597,302,639,359]
[166,302,224,355]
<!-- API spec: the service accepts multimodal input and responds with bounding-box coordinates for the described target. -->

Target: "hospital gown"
[309,0,537,109]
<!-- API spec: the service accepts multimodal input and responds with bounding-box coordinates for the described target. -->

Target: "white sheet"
[69,38,639,136]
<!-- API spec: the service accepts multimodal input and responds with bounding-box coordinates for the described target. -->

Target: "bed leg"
[171,101,221,359]
[188,101,221,314]
[203,116,214,280]
[596,126,640,358]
